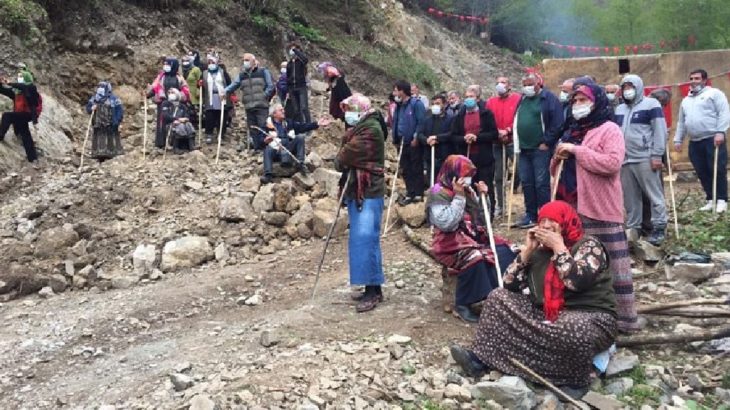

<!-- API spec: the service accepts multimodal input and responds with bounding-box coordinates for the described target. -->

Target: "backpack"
[23,86,42,122]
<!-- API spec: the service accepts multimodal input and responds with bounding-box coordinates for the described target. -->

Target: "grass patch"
[191,0,232,8]
[722,371,730,389]
[670,203,730,253]
[0,0,47,38]
[291,21,325,42]
[360,46,442,92]
[622,384,660,407]
[401,362,416,375]
[627,365,647,384]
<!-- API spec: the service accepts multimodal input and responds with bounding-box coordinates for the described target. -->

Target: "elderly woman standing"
[553,83,641,333]
[85,81,124,160]
[334,93,388,312]
[317,62,352,125]
[450,201,617,390]
[427,155,516,322]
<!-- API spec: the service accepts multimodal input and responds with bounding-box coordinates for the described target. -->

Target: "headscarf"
[164,58,179,76]
[537,200,584,322]
[556,83,612,206]
[427,155,480,222]
[341,93,371,113]
[317,61,340,79]
[167,87,182,105]
[88,81,121,107]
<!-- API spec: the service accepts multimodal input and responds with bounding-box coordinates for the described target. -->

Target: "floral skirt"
[471,288,616,387]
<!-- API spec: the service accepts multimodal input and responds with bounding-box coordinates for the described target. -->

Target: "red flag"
[679,83,691,97]
[427,7,435,14]
[624,45,631,54]
[659,40,666,49]
[633,45,639,54]
[604,47,610,54]
[614,46,620,55]
[568,45,577,54]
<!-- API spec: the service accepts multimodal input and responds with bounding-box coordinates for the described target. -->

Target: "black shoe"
[511,216,536,229]
[449,344,487,378]
[647,228,666,246]
[260,175,273,184]
[454,305,479,323]
[398,196,414,206]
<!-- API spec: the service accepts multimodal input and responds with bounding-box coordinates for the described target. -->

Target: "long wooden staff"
[215,100,226,164]
[79,108,95,170]
[480,192,503,287]
[383,142,405,235]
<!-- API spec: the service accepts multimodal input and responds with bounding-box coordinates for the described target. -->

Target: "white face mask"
[281,68,286,74]
[462,177,472,186]
[16,77,24,84]
[572,104,593,120]
[430,105,442,115]
[691,84,704,93]
[559,91,569,103]
[243,61,251,70]
[394,96,402,103]
[96,87,105,95]
[606,93,616,102]
[168,94,179,102]
[163,65,172,73]
[345,111,360,126]
[522,86,536,97]
[289,49,295,57]
[623,88,636,101]
[496,83,508,95]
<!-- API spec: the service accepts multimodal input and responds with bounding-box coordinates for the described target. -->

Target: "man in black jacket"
[286,43,310,123]
[418,94,454,186]
[0,69,39,163]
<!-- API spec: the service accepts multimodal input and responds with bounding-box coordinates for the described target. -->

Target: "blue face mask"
[464,97,477,109]
[208,64,218,72]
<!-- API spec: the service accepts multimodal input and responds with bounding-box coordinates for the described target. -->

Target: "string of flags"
[426,7,489,25]
[541,36,697,56]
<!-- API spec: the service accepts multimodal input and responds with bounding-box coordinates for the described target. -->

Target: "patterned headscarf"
[556,83,613,207]
[537,201,585,322]
[427,155,480,223]
[88,81,122,107]
[317,61,340,78]
[342,93,371,112]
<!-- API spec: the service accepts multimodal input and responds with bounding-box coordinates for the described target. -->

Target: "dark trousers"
[289,87,311,123]
[0,112,37,162]
[689,138,728,201]
[400,142,424,198]
[455,244,517,306]
[204,109,228,138]
[518,148,551,220]
[263,137,305,176]
[475,160,496,218]
[246,107,269,143]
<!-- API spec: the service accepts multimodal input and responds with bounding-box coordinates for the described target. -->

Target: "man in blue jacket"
[512,72,564,228]
[417,93,454,186]
[392,80,426,205]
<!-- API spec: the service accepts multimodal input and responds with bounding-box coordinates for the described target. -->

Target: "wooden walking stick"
[79,108,96,170]
[162,106,179,161]
[215,100,226,164]
[197,85,203,147]
[507,152,519,231]
[311,171,352,300]
[480,192,503,287]
[665,148,680,238]
[430,145,436,187]
[383,142,405,235]
[551,159,564,201]
[638,297,730,314]
[713,145,719,213]
[142,97,148,162]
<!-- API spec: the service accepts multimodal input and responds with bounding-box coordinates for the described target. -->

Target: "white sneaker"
[699,200,714,211]
[717,200,727,213]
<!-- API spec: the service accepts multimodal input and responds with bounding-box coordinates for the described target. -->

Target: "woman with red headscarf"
[449,201,616,390]
[427,155,517,323]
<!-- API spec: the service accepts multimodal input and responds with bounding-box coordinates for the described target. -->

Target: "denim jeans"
[518,148,551,220]
[263,137,305,176]
[689,138,728,201]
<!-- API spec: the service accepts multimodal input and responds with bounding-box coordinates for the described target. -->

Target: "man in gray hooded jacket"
[615,74,669,245]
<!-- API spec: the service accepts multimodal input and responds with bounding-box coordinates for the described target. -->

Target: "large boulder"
[396,202,426,228]
[219,195,256,223]
[252,184,275,213]
[312,208,348,238]
[132,243,157,275]
[470,376,537,410]
[161,236,214,272]
[263,212,289,227]
[34,224,79,258]
[665,262,718,283]
[273,181,294,212]
[288,202,314,228]
[312,168,342,199]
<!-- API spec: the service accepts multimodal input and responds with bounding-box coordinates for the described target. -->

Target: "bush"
[361,46,442,92]
[291,21,325,43]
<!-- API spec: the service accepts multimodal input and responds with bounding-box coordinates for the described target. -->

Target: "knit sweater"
[551,121,625,223]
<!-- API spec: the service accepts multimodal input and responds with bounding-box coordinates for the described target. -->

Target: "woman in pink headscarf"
[317,62,352,124]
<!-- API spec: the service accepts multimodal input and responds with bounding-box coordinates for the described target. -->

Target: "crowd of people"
[1,49,729,398]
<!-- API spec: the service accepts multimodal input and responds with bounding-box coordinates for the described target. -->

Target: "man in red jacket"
[0,69,39,163]
[486,76,521,217]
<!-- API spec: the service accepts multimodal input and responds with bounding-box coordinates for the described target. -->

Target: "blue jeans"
[263,137,305,176]
[518,148,551,220]
[689,138,728,201]
[347,198,385,286]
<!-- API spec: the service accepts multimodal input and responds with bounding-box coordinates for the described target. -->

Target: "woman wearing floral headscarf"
[317,62,352,124]
[552,83,641,333]
[85,81,124,160]
[335,93,388,312]
[427,154,516,322]
[450,200,617,390]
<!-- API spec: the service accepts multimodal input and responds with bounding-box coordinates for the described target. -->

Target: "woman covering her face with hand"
[450,200,617,391]
[426,155,516,323]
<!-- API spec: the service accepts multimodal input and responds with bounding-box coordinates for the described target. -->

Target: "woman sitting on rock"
[427,154,516,323]
[450,200,617,391]
[85,81,124,161]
